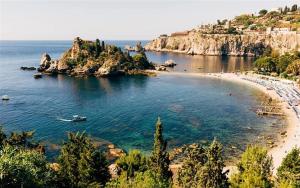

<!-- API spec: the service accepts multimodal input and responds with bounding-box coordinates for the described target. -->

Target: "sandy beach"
[154,71,300,173]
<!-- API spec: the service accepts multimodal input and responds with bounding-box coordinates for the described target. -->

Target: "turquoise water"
[0,41,282,159]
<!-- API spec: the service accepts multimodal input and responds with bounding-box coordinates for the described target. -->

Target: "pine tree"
[198,139,229,188]
[177,144,207,188]
[58,132,110,187]
[230,145,273,188]
[277,147,300,187]
[177,140,229,188]
[95,38,101,57]
[149,117,172,184]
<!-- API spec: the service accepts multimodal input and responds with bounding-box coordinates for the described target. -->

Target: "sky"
[0,0,299,40]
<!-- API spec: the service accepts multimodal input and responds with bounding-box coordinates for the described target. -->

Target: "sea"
[0,40,285,160]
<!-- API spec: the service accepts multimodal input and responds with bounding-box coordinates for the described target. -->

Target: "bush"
[259,9,268,16]
[277,148,300,187]
[230,146,273,188]
[58,132,110,187]
[254,57,276,72]
[116,150,148,177]
[0,145,54,187]
[286,59,300,76]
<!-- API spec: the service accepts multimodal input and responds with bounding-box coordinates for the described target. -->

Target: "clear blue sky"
[0,0,298,40]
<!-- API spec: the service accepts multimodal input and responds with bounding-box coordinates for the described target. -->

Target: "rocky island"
[38,37,154,77]
[145,6,300,56]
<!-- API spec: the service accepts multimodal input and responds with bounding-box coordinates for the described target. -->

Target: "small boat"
[1,95,9,100]
[34,73,42,79]
[72,115,87,122]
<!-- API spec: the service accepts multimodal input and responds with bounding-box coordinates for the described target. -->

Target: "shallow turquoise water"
[0,41,282,158]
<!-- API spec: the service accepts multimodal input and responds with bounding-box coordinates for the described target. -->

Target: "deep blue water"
[0,40,282,159]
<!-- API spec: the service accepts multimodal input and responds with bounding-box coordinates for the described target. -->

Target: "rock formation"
[38,37,154,77]
[145,31,300,57]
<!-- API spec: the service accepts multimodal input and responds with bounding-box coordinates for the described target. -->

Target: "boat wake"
[57,118,72,122]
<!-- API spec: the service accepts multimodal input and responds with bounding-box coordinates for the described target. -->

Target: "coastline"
[152,70,300,173]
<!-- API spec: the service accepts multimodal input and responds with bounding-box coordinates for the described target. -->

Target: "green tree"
[0,145,54,187]
[116,150,148,178]
[276,54,297,74]
[149,117,172,185]
[95,38,101,58]
[177,140,229,188]
[107,170,166,188]
[177,144,207,188]
[230,145,273,188]
[254,57,276,72]
[291,4,298,12]
[277,148,300,187]
[286,59,300,76]
[259,9,268,16]
[197,139,229,188]
[58,132,110,187]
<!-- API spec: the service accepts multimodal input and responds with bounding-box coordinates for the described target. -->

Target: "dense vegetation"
[0,119,299,187]
[254,49,300,79]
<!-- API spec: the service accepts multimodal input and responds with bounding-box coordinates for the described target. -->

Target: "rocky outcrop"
[145,32,300,56]
[38,37,154,77]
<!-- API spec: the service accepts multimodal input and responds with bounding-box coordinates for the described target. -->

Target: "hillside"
[145,4,300,56]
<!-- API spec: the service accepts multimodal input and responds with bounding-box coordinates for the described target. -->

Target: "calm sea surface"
[0,40,284,159]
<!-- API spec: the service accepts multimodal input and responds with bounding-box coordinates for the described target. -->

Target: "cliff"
[39,37,154,77]
[145,32,300,56]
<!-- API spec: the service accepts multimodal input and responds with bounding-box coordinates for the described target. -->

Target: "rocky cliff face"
[39,37,154,77]
[145,31,300,56]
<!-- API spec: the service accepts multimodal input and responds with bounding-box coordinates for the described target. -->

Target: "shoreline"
[152,70,300,173]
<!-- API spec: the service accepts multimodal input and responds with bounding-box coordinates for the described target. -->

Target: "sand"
[153,71,300,174]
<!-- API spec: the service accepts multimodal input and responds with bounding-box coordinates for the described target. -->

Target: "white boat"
[72,115,87,122]
[2,95,9,100]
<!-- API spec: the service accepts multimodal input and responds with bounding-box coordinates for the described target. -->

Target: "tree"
[58,132,110,187]
[177,144,207,188]
[197,139,229,188]
[259,9,268,16]
[107,170,166,188]
[95,38,101,58]
[116,149,148,178]
[254,57,276,72]
[276,54,297,74]
[177,140,229,188]
[286,59,300,75]
[291,4,298,12]
[277,148,300,187]
[0,145,54,187]
[230,145,273,188]
[149,117,172,185]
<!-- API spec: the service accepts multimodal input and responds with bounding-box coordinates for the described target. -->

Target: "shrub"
[259,9,268,16]
[230,146,273,188]
[277,148,300,187]
[0,145,54,187]
[286,59,300,75]
[254,57,276,72]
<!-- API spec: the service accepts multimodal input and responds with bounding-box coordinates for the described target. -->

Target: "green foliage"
[230,145,273,188]
[116,150,148,178]
[234,15,253,27]
[291,4,298,12]
[177,144,207,187]
[254,57,276,72]
[277,148,300,187]
[95,38,101,58]
[0,145,54,187]
[107,170,168,188]
[227,27,238,34]
[276,54,297,73]
[177,139,229,188]
[286,59,300,76]
[259,9,268,16]
[58,132,110,187]
[149,117,172,185]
